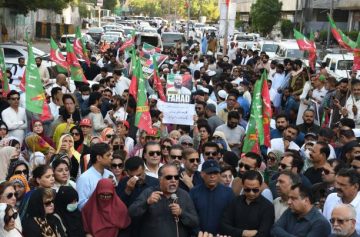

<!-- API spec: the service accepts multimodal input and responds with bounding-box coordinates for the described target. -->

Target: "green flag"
[0,48,9,96]
[25,42,46,114]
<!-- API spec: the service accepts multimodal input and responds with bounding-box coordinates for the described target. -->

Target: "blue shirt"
[76,166,116,210]
[271,207,331,237]
[237,96,250,118]
[190,183,235,234]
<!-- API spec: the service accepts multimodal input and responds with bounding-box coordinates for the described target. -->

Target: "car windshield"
[287,49,303,59]
[60,36,75,44]
[235,36,254,41]
[102,35,118,42]
[162,34,185,43]
[88,28,103,33]
[337,60,353,70]
[262,44,279,52]
[141,36,159,47]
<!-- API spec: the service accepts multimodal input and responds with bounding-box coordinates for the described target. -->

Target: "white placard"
[218,2,237,37]
[157,101,195,125]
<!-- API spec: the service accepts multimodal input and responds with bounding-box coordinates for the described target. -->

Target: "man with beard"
[215,111,245,156]
[218,93,238,123]
[195,101,207,120]
[129,164,199,237]
[168,74,191,95]
[179,148,203,192]
[168,144,184,170]
[35,57,50,84]
[289,59,306,98]
[269,125,300,153]
[323,169,360,234]
[297,109,321,135]
[329,204,360,237]
[10,57,25,87]
[342,79,360,128]
[305,141,330,184]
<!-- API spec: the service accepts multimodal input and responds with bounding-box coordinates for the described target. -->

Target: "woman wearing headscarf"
[82,179,130,237]
[0,182,22,233]
[264,150,283,184]
[8,175,30,210]
[0,203,22,237]
[212,131,231,151]
[69,126,91,173]
[6,160,29,181]
[30,120,55,148]
[0,146,19,181]
[54,186,85,237]
[23,188,66,237]
[100,127,115,144]
[53,123,75,149]
[56,134,81,180]
[0,121,9,142]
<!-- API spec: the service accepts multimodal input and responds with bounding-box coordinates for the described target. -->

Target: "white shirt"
[323,192,360,234]
[1,106,27,144]
[114,76,131,96]
[228,47,237,63]
[48,100,60,121]
[38,65,50,83]
[268,138,300,154]
[10,65,25,86]
[144,163,163,179]
[76,166,116,210]
[345,95,360,128]
[273,197,288,222]
[312,86,328,104]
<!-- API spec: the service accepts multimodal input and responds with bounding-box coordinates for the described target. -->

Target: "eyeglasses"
[322,168,335,175]
[71,132,80,136]
[148,151,161,156]
[189,158,200,163]
[4,212,18,224]
[204,151,218,157]
[14,169,28,175]
[162,145,171,150]
[279,163,292,170]
[239,163,252,171]
[43,200,54,206]
[170,155,182,160]
[111,163,124,169]
[181,142,193,146]
[243,188,260,193]
[106,134,114,138]
[10,97,20,101]
[164,175,180,180]
[330,218,354,225]
[4,192,17,199]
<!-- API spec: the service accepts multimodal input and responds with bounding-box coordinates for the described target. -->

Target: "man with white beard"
[329,204,360,237]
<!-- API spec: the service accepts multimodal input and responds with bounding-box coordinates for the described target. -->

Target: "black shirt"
[304,166,323,185]
[220,195,274,237]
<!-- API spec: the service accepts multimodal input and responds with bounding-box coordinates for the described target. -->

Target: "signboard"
[157,101,195,125]
[166,73,193,103]
[218,1,237,37]
[97,0,103,7]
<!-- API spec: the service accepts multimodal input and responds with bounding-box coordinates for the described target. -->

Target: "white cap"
[149,94,158,100]
[207,70,216,77]
[201,87,209,94]
[218,90,228,99]
[207,51,213,55]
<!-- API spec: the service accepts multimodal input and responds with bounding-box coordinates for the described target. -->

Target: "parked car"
[135,32,163,51]
[87,27,104,43]
[259,40,280,59]
[161,32,186,49]
[323,53,360,80]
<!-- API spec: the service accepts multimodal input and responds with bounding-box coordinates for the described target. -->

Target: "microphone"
[170,193,179,223]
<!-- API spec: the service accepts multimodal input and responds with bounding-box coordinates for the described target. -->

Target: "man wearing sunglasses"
[1,90,27,144]
[305,141,330,185]
[128,164,199,237]
[202,142,221,163]
[143,142,163,178]
[179,148,203,192]
[190,160,234,235]
[329,204,359,237]
[272,183,331,236]
[221,170,274,237]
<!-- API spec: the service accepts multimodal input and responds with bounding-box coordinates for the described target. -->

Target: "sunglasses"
[162,145,172,150]
[181,142,193,146]
[4,192,17,200]
[268,156,276,162]
[14,169,28,175]
[330,218,353,225]
[10,97,20,101]
[239,163,252,171]
[164,175,180,180]
[322,168,334,175]
[44,200,54,206]
[189,158,200,163]
[111,163,124,169]
[106,134,114,138]
[243,188,260,193]
[4,212,18,224]
[204,151,218,156]
[170,155,182,160]
[279,163,292,170]
[71,132,80,136]
[148,151,161,156]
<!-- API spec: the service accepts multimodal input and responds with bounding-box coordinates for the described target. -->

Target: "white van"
[274,40,304,60]
[259,40,280,59]
[323,53,360,80]
[135,32,163,51]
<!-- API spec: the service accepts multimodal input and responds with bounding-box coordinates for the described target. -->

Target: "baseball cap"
[304,132,317,139]
[201,160,220,174]
[116,120,129,129]
[80,118,92,127]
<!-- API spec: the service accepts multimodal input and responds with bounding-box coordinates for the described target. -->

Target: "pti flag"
[74,26,90,66]
[0,48,9,96]
[66,40,88,83]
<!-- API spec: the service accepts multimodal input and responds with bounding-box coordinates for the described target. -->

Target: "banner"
[157,100,195,125]
[166,73,193,103]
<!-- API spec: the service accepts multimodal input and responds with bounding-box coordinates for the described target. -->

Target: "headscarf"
[0,203,22,237]
[267,150,283,170]
[24,133,51,154]
[55,186,85,237]
[53,123,75,149]
[30,120,54,148]
[56,134,81,163]
[69,126,84,150]
[212,131,231,151]
[29,152,46,173]
[100,128,114,142]
[0,137,20,148]
[82,179,131,236]
[0,146,17,181]
[9,174,30,193]
[6,160,29,181]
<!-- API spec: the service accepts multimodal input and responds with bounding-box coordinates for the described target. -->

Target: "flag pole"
[223,0,229,57]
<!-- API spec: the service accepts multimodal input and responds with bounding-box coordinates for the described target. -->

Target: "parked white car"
[323,53,360,80]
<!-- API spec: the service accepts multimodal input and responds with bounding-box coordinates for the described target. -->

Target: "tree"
[250,0,282,36]
[103,0,117,11]
[280,19,293,38]
[2,0,72,15]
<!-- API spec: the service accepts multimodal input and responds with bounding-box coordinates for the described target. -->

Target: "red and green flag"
[74,26,90,66]
[141,43,161,58]
[0,48,9,96]
[293,29,317,71]
[119,30,135,52]
[328,14,357,51]
[50,37,69,70]
[152,55,166,101]
[354,34,360,70]
[261,72,272,148]
[129,49,138,99]
[66,40,88,83]
[134,59,154,133]
[25,41,47,115]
